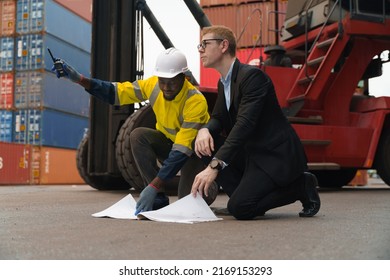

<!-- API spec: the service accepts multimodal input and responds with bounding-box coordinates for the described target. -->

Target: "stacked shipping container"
[0,0,92,185]
[0,141,84,184]
[199,0,288,87]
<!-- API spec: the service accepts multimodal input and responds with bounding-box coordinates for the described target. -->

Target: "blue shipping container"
[15,33,91,75]
[0,110,13,142]
[14,70,89,117]
[14,108,88,149]
[16,0,91,53]
[0,37,14,71]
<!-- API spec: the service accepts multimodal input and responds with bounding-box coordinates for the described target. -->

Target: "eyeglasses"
[197,39,224,50]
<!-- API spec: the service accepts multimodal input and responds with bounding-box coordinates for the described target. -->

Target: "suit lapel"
[229,59,241,113]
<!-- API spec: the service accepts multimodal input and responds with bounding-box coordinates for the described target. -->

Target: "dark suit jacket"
[205,59,307,187]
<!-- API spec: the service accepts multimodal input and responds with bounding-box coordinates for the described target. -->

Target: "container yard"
[0,2,389,278]
[0,0,92,185]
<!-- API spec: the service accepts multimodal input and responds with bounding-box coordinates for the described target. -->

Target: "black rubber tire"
[115,105,156,190]
[76,134,130,190]
[312,169,357,188]
[374,127,390,186]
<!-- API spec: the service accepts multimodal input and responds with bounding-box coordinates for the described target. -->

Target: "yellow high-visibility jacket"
[113,76,210,156]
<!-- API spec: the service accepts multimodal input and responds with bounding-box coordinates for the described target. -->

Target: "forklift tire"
[115,105,156,190]
[76,134,130,190]
[312,169,357,188]
[373,127,390,186]
[115,105,180,195]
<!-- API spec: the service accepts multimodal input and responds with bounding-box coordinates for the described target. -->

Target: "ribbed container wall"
[13,108,88,149]
[201,0,263,6]
[0,142,85,185]
[0,0,16,36]
[0,109,13,142]
[15,29,91,75]
[31,146,84,184]
[0,72,13,109]
[0,36,14,71]
[53,0,92,22]
[201,1,288,48]
[16,0,91,52]
[14,70,89,116]
[0,142,31,184]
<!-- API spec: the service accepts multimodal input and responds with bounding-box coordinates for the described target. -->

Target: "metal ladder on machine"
[285,0,350,118]
[286,0,352,171]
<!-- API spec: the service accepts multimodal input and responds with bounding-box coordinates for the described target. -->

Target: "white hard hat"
[153,47,188,78]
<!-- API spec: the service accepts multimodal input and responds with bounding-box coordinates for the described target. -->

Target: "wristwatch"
[209,158,224,171]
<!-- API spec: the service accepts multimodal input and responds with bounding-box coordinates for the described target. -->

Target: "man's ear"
[221,39,229,54]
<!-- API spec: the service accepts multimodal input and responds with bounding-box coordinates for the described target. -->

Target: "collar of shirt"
[220,61,235,110]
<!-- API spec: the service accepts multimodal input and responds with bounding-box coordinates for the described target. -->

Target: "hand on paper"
[191,166,218,198]
[134,185,158,215]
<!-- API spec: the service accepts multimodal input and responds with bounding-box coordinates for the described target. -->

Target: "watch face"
[210,159,221,170]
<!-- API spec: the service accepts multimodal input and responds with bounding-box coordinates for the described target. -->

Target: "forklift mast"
[87,0,137,183]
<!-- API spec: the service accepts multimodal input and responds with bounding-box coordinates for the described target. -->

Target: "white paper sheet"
[92,193,222,224]
[92,193,138,219]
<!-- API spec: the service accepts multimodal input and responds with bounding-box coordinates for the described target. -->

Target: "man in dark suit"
[191,25,321,220]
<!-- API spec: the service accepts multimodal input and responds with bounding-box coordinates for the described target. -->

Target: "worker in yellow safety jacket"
[52,48,219,214]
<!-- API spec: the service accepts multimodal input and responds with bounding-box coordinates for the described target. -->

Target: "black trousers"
[210,135,304,220]
[130,127,206,198]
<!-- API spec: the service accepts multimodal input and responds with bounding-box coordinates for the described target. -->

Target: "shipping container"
[203,1,287,48]
[0,109,13,142]
[31,146,84,184]
[54,0,92,23]
[0,0,16,36]
[203,5,238,41]
[0,141,31,185]
[0,36,14,71]
[200,0,236,7]
[16,0,91,52]
[15,33,91,75]
[200,0,265,7]
[0,72,13,109]
[13,108,88,148]
[14,70,89,116]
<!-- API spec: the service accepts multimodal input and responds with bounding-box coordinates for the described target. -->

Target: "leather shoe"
[299,172,321,217]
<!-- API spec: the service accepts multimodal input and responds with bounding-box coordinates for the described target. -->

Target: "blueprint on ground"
[92,193,222,224]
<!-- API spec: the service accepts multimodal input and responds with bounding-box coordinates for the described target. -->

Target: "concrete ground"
[0,178,389,260]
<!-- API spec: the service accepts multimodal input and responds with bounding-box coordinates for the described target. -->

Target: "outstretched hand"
[51,58,82,83]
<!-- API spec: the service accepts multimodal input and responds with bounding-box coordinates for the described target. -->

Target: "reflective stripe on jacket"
[113,76,209,156]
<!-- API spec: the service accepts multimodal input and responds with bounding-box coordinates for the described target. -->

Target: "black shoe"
[299,172,321,217]
[152,193,169,210]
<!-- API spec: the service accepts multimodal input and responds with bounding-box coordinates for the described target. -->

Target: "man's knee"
[129,127,146,143]
[227,197,258,220]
